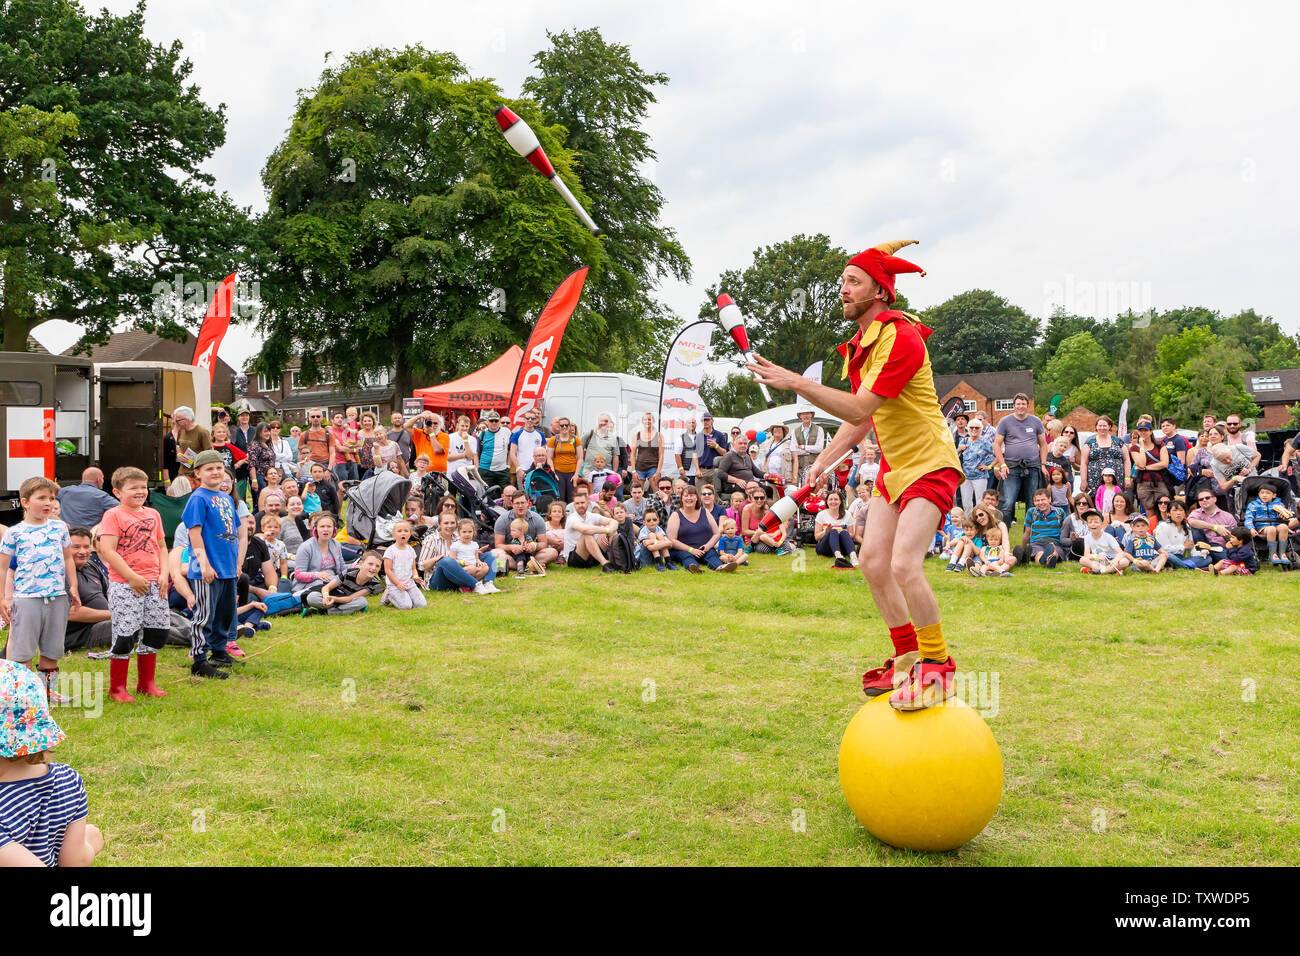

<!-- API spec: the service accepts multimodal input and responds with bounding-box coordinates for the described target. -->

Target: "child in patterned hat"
[0,661,103,866]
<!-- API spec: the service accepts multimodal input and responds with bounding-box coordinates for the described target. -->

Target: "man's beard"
[844,298,871,322]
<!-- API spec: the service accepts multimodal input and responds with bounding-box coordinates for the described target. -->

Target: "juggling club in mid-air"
[494,106,602,236]
[716,293,776,408]
[758,446,856,535]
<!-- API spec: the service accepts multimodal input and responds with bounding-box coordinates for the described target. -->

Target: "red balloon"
[745,430,757,441]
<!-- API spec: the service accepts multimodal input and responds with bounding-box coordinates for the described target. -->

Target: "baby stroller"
[521,466,561,515]
[346,470,414,549]
[417,471,454,517]
[449,467,506,547]
[1235,475,1300,569]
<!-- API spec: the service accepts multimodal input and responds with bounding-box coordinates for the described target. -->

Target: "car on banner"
[0,351,210,520]
[664,377,699,391]
[663,397,696,410]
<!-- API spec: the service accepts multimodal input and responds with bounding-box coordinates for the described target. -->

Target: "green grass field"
[55,554,1300,866]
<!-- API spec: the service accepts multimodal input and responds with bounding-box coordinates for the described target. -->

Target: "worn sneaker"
[209,650,241,667]
[526,558,546,576]
[473,582,491,595]
[602,563,620,574]
[890,656,957,711]
[191,659,230,680]
[256,620,272,631]
[862,656,908,697]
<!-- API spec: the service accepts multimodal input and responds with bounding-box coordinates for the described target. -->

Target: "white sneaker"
[473,582,490,595]
[485,582,502,594]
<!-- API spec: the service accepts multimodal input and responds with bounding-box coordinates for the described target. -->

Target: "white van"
[542,372,660,439]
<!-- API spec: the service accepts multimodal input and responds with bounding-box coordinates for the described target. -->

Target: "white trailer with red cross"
[1,351,209,520]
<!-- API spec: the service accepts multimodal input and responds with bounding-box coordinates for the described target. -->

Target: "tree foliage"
[524,27,690,377]
[1063,377,1126,420]
[1041,331,1109,406]
[699,372,764,419]
[921,290,1040,376]
[252,46,603,399]
[1150,342,1262,423]
[1,0,254,352]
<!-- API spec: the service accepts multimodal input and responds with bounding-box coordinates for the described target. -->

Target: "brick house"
[243,355,396,426]
[1057,405,1100,432]
[1243,369,1300,431]
[932,370,1035,425]
[61,330,237,406]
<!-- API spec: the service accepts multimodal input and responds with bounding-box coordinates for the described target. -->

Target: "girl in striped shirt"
[1,661,103,866]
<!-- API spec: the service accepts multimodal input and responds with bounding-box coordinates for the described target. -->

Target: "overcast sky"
[31,0,1300,379]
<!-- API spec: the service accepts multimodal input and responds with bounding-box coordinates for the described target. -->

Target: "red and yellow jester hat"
[846,239,926,304]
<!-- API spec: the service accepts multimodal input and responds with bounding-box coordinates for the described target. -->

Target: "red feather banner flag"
[192,271,237,385]
[508,267,588,427]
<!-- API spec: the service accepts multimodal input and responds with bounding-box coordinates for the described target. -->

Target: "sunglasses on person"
[1158,499,1171,506]
[1198,495,1215,502]
[750,494,766,500]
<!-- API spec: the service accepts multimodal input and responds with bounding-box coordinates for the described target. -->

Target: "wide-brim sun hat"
[1,661,65,758]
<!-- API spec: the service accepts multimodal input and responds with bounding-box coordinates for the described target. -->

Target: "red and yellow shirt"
[837,310,962,503]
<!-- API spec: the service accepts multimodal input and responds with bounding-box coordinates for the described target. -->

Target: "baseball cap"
[192,449,224,470]
[702,413,713,420]
[483,410,500,421]
[1136,421,1153,430]
[1128,514,1148,525]
[1082,509,1103,521]
[1101,467,1116,476]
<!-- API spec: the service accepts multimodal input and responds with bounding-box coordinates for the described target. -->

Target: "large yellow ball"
[838,694,1002,851]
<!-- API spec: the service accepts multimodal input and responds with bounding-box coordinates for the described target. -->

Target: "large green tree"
[1150,342,1261,423]
[1063,376,1126,420]
[1040,331,1110,407]
[252,46,603,399]
[922,290,1039,376]
[1,0,253,352]
[524,27,690,378]
[697,234,872,405]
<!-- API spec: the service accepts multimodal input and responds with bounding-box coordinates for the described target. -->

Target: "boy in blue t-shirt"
[181,450,248,678]
[1123,513,1167,572]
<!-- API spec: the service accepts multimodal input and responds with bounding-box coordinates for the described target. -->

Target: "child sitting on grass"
[1079,508,1130,575]
[945,518,978,572]
[716,516,749,569]
[451,518,500,594]
[0,661,103,866]
[307,550,385,615]
[258,514,291,583]
[969,525,1014,577]
[932,507,961,558]
[636,509,674,571]
[508,517,546,577]
[382,519,427,608]
[1243,485,1296,566]
[1124,513,1168,572]
[1214,527,1258,575]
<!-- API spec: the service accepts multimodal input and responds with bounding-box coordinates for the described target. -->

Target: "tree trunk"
[1,297,30,353]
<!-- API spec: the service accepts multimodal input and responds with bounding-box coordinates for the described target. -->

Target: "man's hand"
[746,353,805,392]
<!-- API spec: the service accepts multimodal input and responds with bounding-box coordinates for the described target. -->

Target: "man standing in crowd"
[56,468,118,529]
[477,411,511,490]
[1223,413,1261,471]
[993,393,1048,524]
[64,527,113,650]
[171,405,212,477]
[303,408,333,469]
[580,413,625,488]
[676,417,702,484]
[509,411,548,486]
[388,411,415,466]
[231,408,254,454]
[950,410,969,447]
[697,414,729,493]
[718,436,763,494]
[793,407,826,484]
[404,410,448,475]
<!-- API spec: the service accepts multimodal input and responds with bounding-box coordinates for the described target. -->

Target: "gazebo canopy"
[411,346,522,411]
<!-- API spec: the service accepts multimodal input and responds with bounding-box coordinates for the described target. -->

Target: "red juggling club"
[494,106,602,236]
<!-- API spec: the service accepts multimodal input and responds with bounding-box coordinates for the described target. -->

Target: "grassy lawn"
[54,553,1300,866]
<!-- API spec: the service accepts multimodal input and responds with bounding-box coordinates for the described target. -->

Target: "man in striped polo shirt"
[476,411,511,490]
[1020,487,1067,568]
[749,239,964,711]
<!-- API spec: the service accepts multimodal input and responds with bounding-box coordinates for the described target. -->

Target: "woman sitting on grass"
[739,484,789,555]
[1106,492,1136,549]
[813,488,858,568]
[969,504,1014,571]
[666,484,728,572]
[1156,498,1210,570]
[292,511,345,599]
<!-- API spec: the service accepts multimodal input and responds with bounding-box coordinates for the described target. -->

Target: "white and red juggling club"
[494,106,602,236]
[758,446,855,534]
[716,293,776,408]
